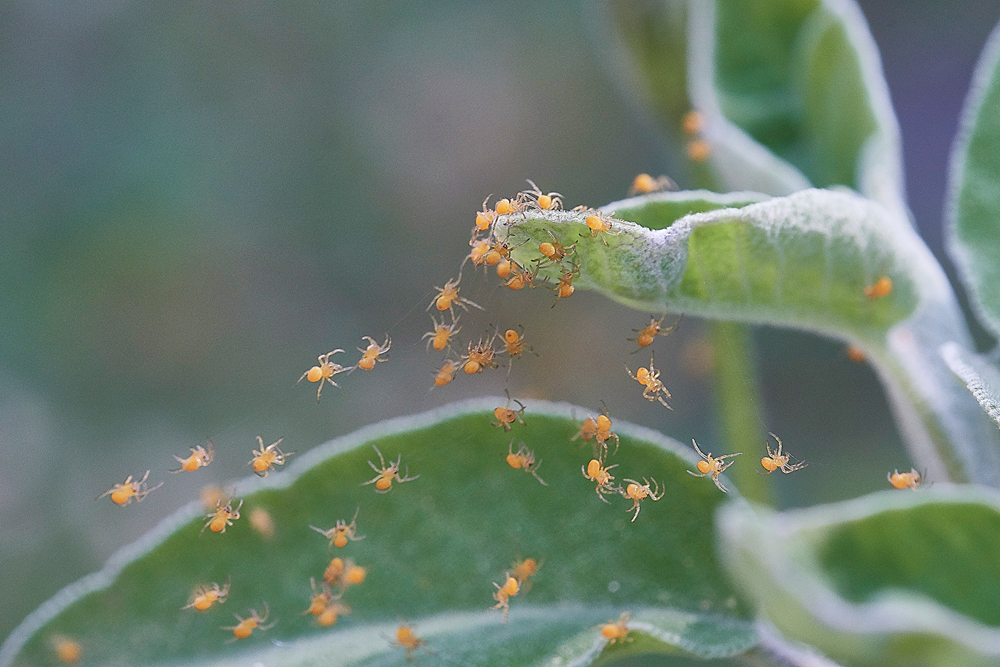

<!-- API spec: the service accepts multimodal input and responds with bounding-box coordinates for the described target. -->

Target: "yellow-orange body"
[492,575,520,623]
[202,498,243,535]
[505,441,546,485]
[423,316,460,352]
[626,354,672,408]
[362,444,418,493]
[392,624,427,660]
[621,477,663,522]
[183,580,230,611]
[864,276,893,300]
[298,349,350,400]
[357,335,390,370]
[492,391,526,431]
[223,604,274,640]
[688,440,741,493]
[249,436,292,477]
[311,507,365,550]
[888,468,922,490]
[99,470,162,506]
[583,456,620,502]
[601,612,632,644]
[170,442,214,473]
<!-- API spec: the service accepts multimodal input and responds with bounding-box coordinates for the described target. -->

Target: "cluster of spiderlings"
[71,176,918,663]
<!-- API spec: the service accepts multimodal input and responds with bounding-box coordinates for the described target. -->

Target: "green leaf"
[498,188,1000,485]
[604,0,905,216]
[1,400,756,667]
[717,486,1000,667]
[947,20,1000,339]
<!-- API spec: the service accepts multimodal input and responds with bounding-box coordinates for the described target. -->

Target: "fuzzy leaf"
[605,0,905,216]
[0,400,756,667]
[947,20,1000,339]
[942,341,1000,432]
[499,188,1000,486]
[717,486,1000,667]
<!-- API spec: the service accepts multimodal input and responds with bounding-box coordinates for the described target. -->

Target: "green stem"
[710,321,774,505]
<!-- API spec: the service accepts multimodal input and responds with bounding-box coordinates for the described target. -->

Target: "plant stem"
[710,321,774,505]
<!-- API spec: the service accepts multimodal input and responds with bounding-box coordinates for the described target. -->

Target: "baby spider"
[495,257,516,279]
[492,574,520,623]
[687,138,711,162]
[682,110,704,136]
[298,349,351,401]
[629,172,677,195]
[316,597,350,627]
[49,635,82,665]
[98,470,163,506]
[600,612,633,644]
[170,441,214,473]
[506,441,547,486]
[626,352,673,408]
[462,334,500,374]
[864,275,893,300]
[391,623,428,661]
[493,390,526,431]
[183,578,231,611]
[629,314,682,350]
[621,477,664,522]
[583,209,622,245]
[502,326,534,375]
[361,444,419,493]
[202,497,243,535]
[888,468,923,490]
[466,238,492,269]
[519,179,563,211]
[302,577,336,616]
[503,326,530,358]
[552,261,580,305]
[504,262,540,290]
[249,436,293,477]
[759,433,808,474]
[537,229,577,265]
[484,236,521,266]
[428,275,483,317]
[474,195,497,232]
[582,453,620,503]
[356,335,390,370]
[571,405,619,456]
[432,358,460,387]
[310,506,365,549]
[223,603,275,641]
[323,557,367,590]
[494,196,525,217]
[510,557,541,592]
[687,439,741,493]
[422,315,460,352]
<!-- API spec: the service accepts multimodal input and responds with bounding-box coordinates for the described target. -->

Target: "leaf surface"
[500,188,1000,485]
[1,400,755,667]
[947,19,1000,339]
[718,486,1000,667]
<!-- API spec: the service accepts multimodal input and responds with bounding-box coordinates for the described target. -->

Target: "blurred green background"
[1,0,998,647]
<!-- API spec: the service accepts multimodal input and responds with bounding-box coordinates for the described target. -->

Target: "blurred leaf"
[1,401,756,667]
[501,188,1000,485]
[717,487,1000,667]
[941,342,1000,431]
[947,20,1000,339]
[604,0,905,217]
